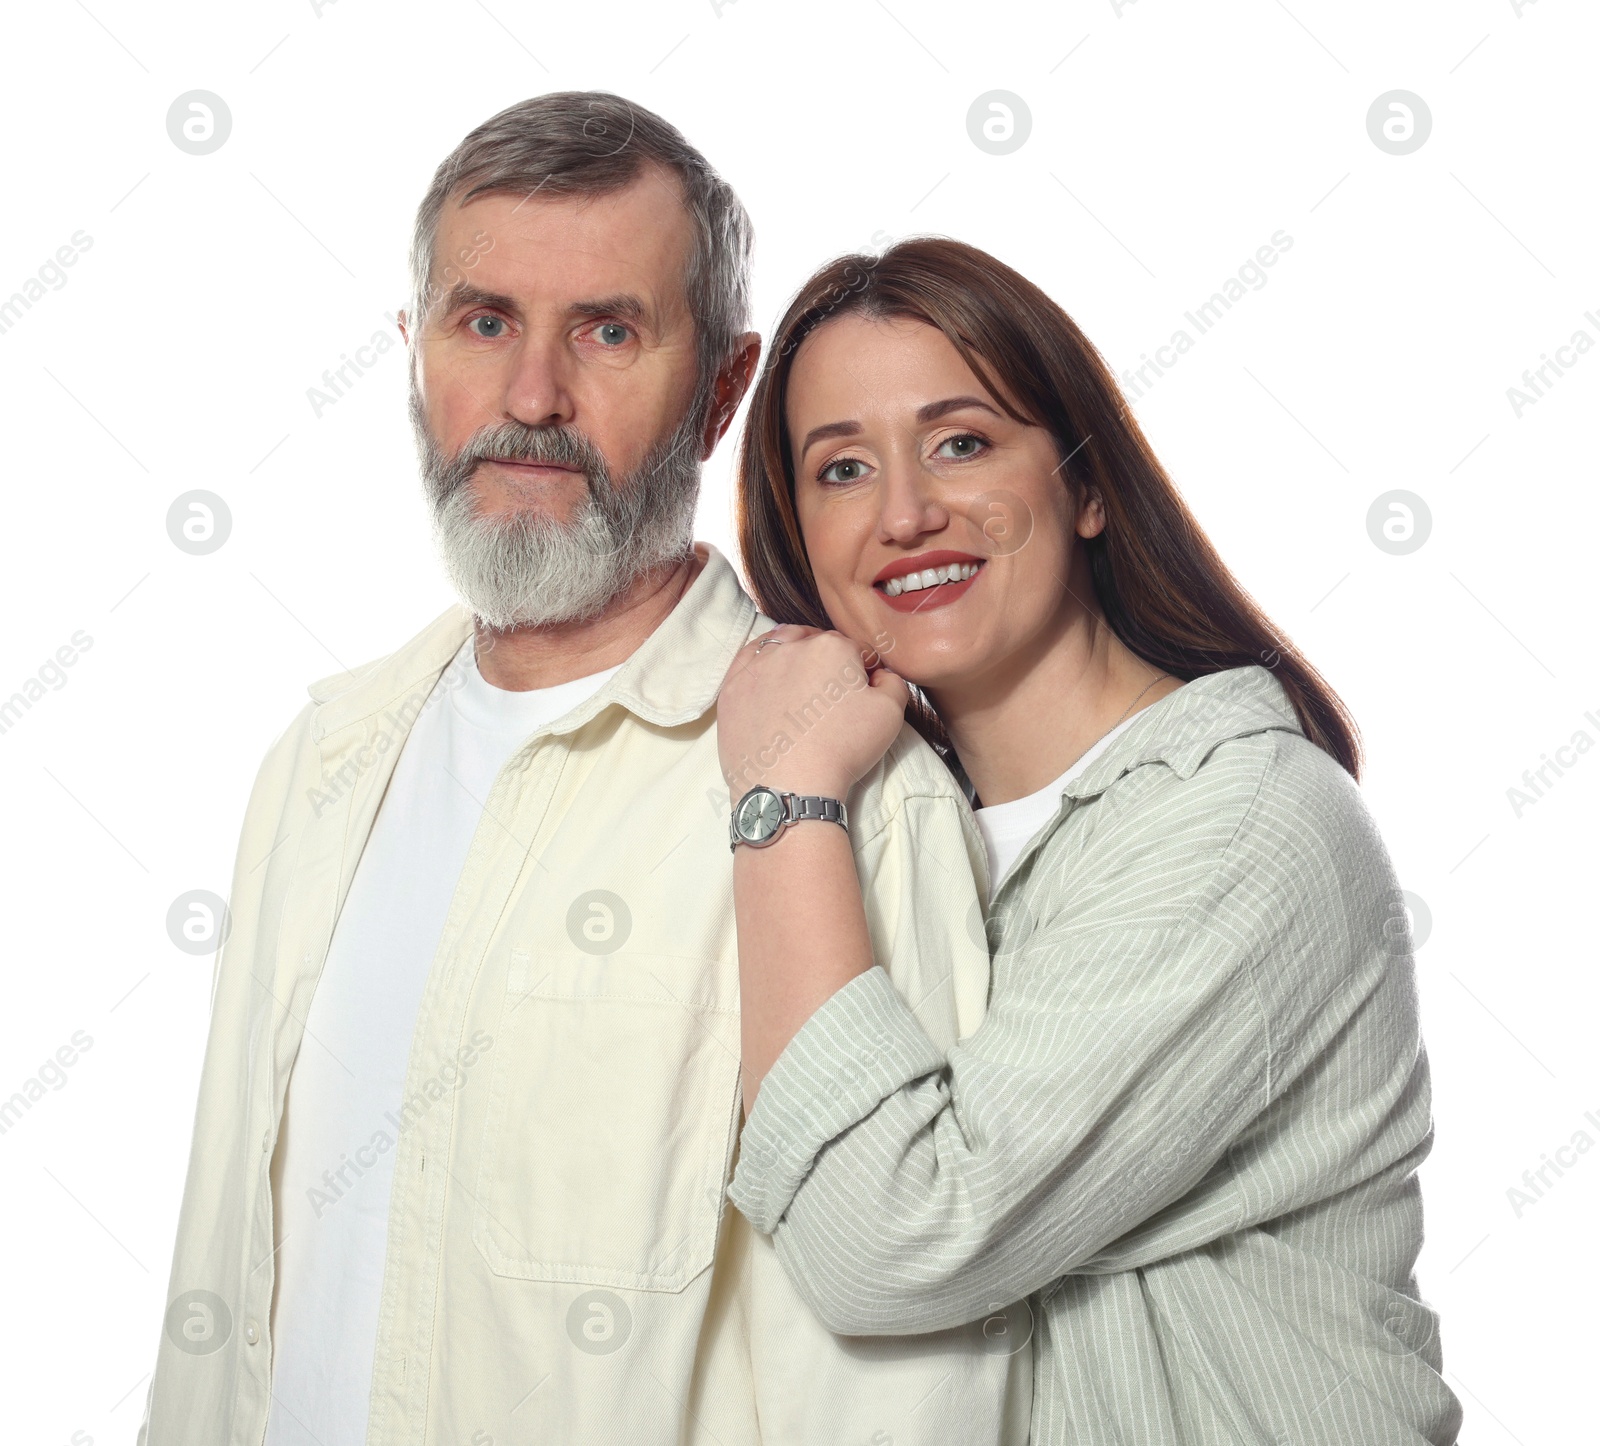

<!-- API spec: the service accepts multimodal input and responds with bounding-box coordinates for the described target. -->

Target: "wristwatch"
[728,785,849,852]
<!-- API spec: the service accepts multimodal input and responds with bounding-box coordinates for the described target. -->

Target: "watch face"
[736,788,785,843]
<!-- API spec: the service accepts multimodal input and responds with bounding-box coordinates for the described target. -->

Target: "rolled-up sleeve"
[730,964,945,1234]
[729,909,1274,1335]
[727,738,1409,1339]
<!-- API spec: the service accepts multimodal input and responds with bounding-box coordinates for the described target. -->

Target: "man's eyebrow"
[567,294,647,322]
[434,282,518,317]
[798,396,1004,458]
[430,285,649,327]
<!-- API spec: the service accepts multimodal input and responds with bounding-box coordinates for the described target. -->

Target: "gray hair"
[409,91,753,426]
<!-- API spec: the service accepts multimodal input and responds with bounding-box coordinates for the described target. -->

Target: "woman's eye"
[819,458,869,485]
[595,322,631,347]
[935,433,987,460]
[469,315,506,338]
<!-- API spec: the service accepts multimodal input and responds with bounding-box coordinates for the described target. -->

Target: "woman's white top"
[973,714,1140,891]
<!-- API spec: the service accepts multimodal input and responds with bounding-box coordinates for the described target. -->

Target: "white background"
[1,1,1593,1441]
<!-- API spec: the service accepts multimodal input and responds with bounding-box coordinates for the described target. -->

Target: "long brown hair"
[735,237,1362,779]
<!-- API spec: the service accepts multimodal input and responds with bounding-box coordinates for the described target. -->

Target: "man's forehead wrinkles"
[467,228,677,290]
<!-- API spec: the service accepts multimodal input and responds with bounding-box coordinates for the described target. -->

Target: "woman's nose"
[876,456,950,545]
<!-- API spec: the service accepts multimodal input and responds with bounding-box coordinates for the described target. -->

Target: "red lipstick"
[871,550,986,614]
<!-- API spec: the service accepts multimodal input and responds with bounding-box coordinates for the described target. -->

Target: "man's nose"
[499,333,577,429]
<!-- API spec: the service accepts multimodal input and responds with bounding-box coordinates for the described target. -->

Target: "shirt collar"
[1061,664,1304,800]
[305,542,757,744]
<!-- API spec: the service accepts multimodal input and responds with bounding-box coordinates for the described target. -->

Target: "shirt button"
[244,1321,260,1346]
[262,1130,271,1153]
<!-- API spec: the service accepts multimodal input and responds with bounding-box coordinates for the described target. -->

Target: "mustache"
[444,422,611,492]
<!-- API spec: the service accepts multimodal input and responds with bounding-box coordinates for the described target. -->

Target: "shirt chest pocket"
[471,948,743,1294]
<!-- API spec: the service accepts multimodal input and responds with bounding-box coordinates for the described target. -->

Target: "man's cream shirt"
[139,543,1031,1445]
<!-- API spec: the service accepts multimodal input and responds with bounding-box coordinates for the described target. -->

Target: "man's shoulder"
[880,723,966,804]
[851,723,978,844]
[253,605,471,780]
[850,726,992,996]
[303,604,472,712]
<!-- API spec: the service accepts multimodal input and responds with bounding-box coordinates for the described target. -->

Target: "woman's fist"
[717,624,910,802]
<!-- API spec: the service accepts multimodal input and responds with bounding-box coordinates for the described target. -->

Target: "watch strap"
[784,794,848,828]
[729,789,849,850]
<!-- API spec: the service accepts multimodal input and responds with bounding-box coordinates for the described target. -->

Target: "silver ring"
[754,636,784,653]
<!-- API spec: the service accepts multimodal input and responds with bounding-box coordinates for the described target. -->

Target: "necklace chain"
[1109,671,1170,732]
[964,670,1171,811]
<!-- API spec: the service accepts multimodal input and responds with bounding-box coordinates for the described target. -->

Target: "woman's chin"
[873,647,979,697]
[829,610,990,695]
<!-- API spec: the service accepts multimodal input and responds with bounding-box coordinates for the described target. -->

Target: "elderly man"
[138,92,1028,1444]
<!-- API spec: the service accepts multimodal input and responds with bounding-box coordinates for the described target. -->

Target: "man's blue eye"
[470,315,505,338]
[597,323,630,346]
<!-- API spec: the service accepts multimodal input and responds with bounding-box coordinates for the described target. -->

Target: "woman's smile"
[872,550,987,611]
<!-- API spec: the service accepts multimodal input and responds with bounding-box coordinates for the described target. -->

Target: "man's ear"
[396,308,410,346]
[700,331,763,459]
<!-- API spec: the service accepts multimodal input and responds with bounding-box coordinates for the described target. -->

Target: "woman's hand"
[717,624,910,802]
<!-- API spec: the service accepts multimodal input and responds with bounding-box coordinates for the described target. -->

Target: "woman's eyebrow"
[799,396,1006,459]
[799,419,863,456]
[915,395,1003,423]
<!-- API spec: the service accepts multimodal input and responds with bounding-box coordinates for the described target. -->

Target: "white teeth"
[881,561,980,596]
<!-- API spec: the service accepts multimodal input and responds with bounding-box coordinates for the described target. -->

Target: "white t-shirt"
[264,639,621,1446]
[974,714,1140,893]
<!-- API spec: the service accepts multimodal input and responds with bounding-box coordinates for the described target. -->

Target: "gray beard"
[410,376,703,630]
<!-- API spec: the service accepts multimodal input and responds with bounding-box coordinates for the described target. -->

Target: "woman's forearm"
[715,623,913,1115]
[733,818,876,1116]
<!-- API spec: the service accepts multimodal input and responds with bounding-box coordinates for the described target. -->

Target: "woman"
[715,238,1461,1445]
